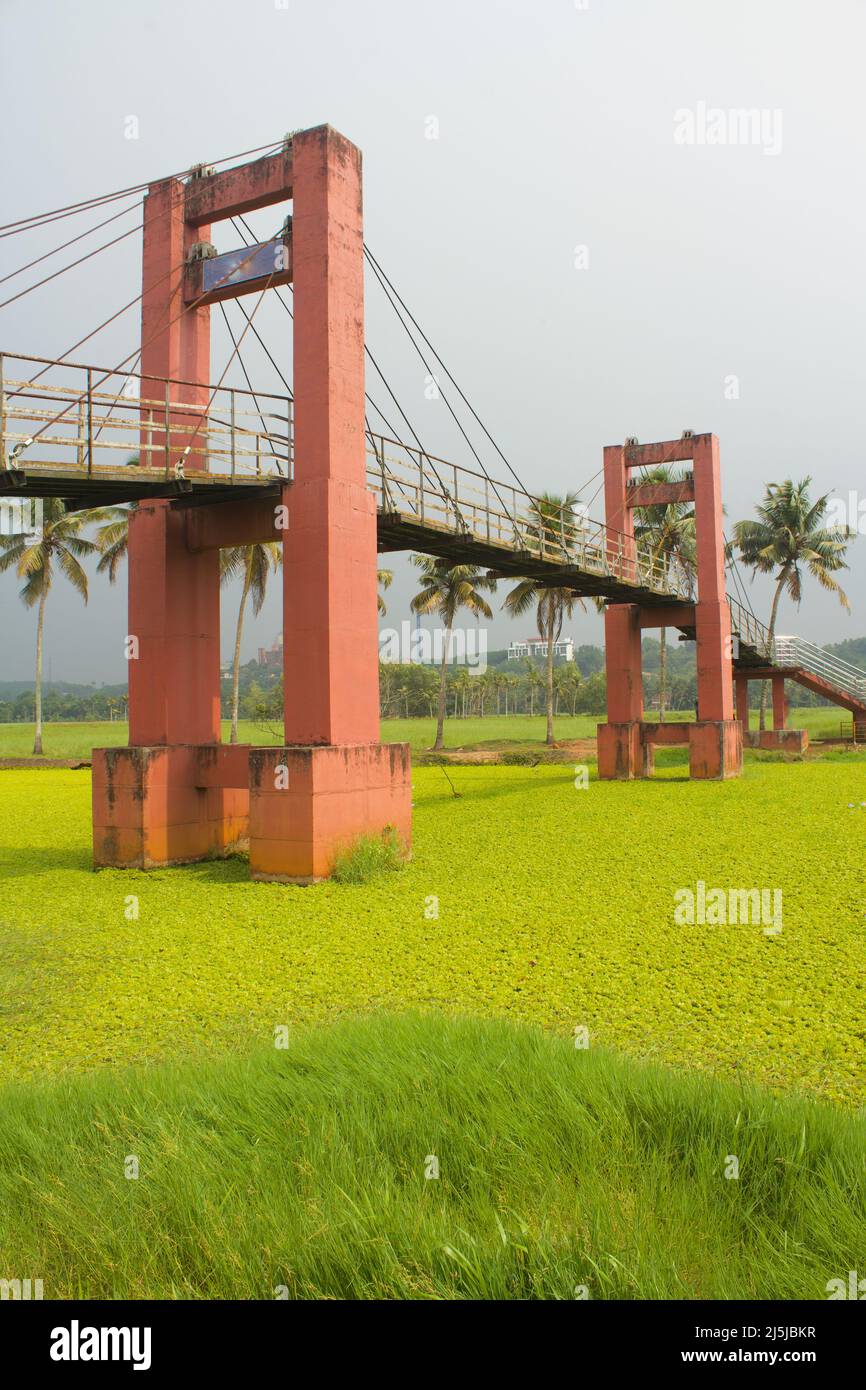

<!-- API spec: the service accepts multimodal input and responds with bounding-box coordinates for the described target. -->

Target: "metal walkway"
[3,350,865,717]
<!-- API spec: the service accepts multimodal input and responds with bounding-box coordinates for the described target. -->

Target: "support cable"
[235,214,432,456]
[364,249,524,537]
[218,301,285,473]
[9,240,271,454]
[7,182,192,398]
[174,276,276,473]
[0,198,143,289]
[0,221,142,311]
[362,244,532,499]
[231,215,424,509]
[0,139,285,238]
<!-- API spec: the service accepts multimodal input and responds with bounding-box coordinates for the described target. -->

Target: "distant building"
[508,636,574,662]
[257,633,283,668]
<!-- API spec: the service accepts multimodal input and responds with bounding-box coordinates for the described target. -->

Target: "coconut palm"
[554,663,581,716]
[523,658,544,717]
[0,498,106,754]
[220,544,282,742]
[377,568,393,616]
[730,478,851,730]
[504,492,596,745]
[410,556,495,751]
[632,467,697,722]
[502,671,520,716]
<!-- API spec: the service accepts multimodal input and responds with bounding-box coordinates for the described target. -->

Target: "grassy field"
[0,705,855,759]
[1,1012,863,1300]
[1,760,865,1103]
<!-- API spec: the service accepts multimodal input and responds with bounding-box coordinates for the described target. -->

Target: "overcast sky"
[1,0,864,684]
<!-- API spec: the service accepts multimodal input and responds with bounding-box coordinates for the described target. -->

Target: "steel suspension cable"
[174,276,277,472]
[11,240,272,452]
[218,301,285,472]
[0,198,143,289]
[232,214,428,481]
[0,139,285,238]
[362,244,533,498]
[0,221,143,311]
[364,249,525,535]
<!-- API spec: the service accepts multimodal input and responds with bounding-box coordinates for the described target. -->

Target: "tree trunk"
[659,627,667,722]
[230,556,253,744]
[759,571,787,732]
[33,588,47,755]
[433,619,452,750]
[545,600,556,745]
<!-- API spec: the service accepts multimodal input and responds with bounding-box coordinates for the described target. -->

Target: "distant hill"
[824,637,866,668]
[0,681,127,699]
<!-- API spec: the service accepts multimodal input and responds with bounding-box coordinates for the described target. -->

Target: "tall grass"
[330,828,407,884]
[0,1014,863,1300]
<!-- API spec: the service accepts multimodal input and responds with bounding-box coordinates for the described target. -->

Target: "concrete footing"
[92,741,412,880]
[688,720,743,779]
[92,745,250,868]
[249,742,411,883]
[597,719,743,780]
[743,728,809,753]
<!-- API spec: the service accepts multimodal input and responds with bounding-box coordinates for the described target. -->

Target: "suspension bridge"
[3,350,863,727]
[1,125,864,880]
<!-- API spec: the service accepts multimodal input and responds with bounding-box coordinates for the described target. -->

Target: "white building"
[508,636,574,662]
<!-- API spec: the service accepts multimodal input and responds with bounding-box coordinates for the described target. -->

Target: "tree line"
[0,474,854,751]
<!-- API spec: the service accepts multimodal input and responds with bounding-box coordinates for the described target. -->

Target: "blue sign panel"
[203,240,288,295]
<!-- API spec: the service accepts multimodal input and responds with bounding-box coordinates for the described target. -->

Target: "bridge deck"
[3,351,864,715]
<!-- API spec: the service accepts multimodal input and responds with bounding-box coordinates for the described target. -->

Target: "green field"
[0,705,855,760]
[1,1012,863,1300]
[3,750,866,1301]
[1,760,865,1103]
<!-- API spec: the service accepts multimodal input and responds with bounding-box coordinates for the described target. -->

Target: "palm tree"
[633,467,696,722]
[220,544,282,742]
[553,663,579,716]
[502,672,519,716]
[410,556,495,751]
[0,498,105,754]
[523,657,544,717]
[93,502,137,582]
[504,492,592,746]
[730,478,852,730]
[377,568,393,616]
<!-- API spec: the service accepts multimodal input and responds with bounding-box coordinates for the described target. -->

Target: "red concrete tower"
[247,126,411,881]
[92,126,411,878]
[596,434,742,780]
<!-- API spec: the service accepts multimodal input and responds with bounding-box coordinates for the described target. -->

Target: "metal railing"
[728,596,773,659]
[727,597,866,704]
[773,635,866,703]
[365,431,696,600]
[0,351,292,482]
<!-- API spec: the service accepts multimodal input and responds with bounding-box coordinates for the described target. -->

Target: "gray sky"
[1,0,864,684]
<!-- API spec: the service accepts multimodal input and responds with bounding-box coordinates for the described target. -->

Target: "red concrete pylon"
[248,127,410,881]
[597,434,743,781]
[92,126,411,879]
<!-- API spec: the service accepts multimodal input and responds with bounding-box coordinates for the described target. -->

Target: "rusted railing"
[0,351,292,482]
[727,596,772,659]
[364,430,695,601]
[1,350,700,602]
